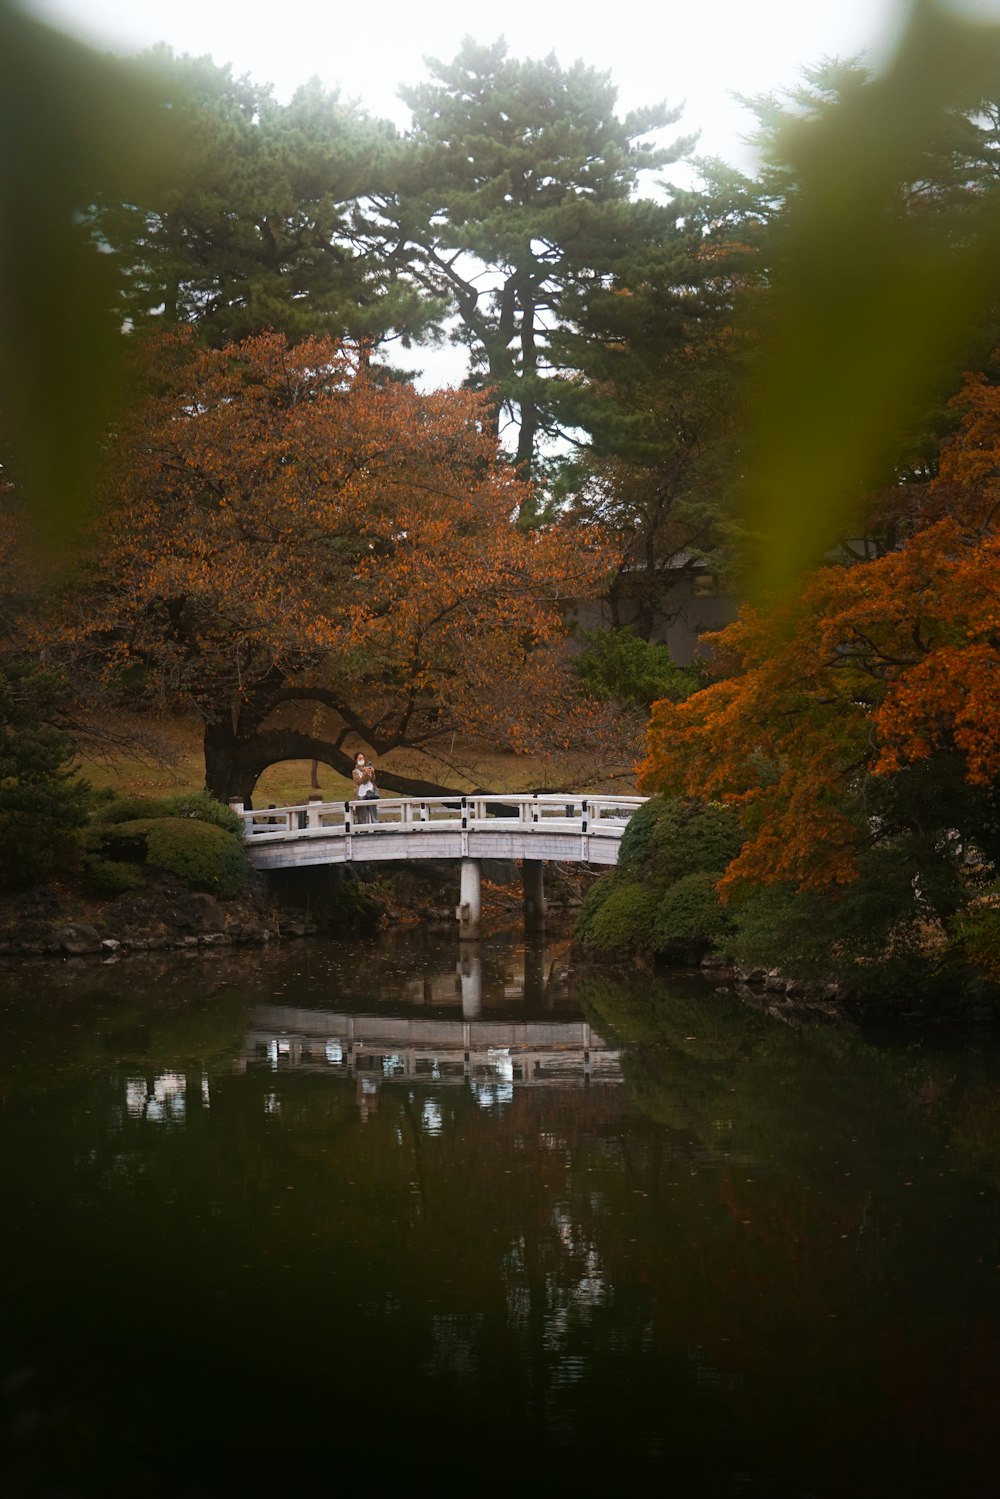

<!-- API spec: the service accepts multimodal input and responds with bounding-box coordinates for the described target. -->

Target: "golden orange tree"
[640,363,1000,920]
[44,332,615,801]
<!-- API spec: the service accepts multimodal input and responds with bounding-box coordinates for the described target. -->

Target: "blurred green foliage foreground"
[0,0,177,542]
[6,0,1000,584]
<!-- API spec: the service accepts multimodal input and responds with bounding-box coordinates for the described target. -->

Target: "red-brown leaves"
[640,370,1000,894]
[49,330,618,757]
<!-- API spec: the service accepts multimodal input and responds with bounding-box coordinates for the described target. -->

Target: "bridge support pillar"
[458,951,482,1016]
[522,859,546,934]
[457,859,482,941]
[523,940,551,1012]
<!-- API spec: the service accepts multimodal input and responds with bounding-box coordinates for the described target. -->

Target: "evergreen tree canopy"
[93,49,432,348]
[549,179,756,628]
[387,37,694,477]
[0,656,91,891]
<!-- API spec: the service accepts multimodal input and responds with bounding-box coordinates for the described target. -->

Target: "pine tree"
[93,50,431,348]
[386,38,692,478]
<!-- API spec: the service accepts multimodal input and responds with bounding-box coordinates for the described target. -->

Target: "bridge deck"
[237,793,644,871]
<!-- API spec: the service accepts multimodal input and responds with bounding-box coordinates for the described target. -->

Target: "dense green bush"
[84,790,248,899]
[573,628,705,709]
[637,797,745,886]
[81,856,146,899]
[162,791,242,835]
[575,795,743,961]
[94,790,241,834]
[93,795,171,825]
[95,817,248,898]
[614,797,660,868]
[653,871,737,955]
[575,875,661,951]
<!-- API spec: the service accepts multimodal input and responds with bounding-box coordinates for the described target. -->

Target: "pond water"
[2,928,1000,1497]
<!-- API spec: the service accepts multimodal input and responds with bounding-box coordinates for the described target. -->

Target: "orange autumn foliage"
[640,364,1000,896]
[41,332,617,778]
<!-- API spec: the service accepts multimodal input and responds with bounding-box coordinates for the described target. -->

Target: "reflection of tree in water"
[0,962,254,1099]
[576,968,1000,1488]
[4,955,1000,1491]
[578,969,1000,1183]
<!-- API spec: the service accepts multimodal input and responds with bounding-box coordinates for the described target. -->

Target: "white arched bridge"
[233,792,645,938]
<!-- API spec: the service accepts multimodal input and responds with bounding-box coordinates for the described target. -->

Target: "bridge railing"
[235,792,645,843]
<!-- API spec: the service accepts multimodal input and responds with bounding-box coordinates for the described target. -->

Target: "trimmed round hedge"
[94,790,241,835]
[95,816,248,898]
[575,795,744,961]
[575,875,661,951]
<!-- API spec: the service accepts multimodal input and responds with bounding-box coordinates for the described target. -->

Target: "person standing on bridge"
[352,751,379,825]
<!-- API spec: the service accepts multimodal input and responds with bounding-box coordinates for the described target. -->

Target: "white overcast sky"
[26,0,929,171]
[22,0,1000,392]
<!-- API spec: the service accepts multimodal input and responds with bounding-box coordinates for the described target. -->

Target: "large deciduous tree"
[638,360,1000,983]
[40,332,615,803]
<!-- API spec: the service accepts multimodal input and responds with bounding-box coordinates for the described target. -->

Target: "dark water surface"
[2,930,1000,1497]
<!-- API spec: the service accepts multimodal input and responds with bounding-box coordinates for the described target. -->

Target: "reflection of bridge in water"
[236,937,623,1117]
[240,1006,622,1092]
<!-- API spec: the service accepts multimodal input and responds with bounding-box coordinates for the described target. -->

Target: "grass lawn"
[76,713,638,805]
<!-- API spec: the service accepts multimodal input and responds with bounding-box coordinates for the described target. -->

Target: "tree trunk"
[204,719,260,808]
[515,281,538,479]
[203,719,465,805]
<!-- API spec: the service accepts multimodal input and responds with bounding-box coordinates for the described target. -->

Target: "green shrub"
[93,795,171,825]
[573,627,705,709]
[615,797,661,869]
[86,792,247,898]
[162,791,242,835]
[97,817,248,897]
[654,871,736,955]
[82,856,146,898]
[94,790,240,833]
[575,875,660,951]
[616,795,743,886]
[639,798,745,886]
[576,795,744,961]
